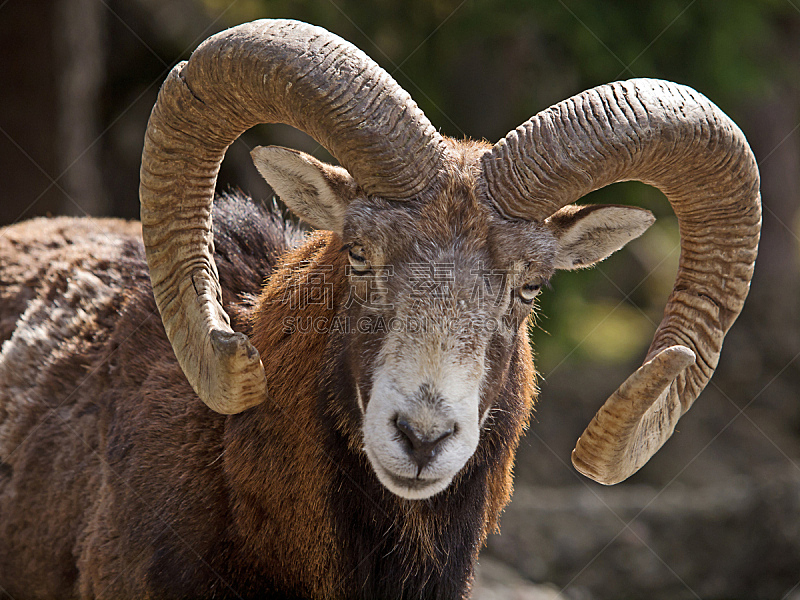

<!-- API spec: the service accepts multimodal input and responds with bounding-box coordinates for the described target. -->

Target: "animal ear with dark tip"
[251,145,359,234]
[545,204,655,270]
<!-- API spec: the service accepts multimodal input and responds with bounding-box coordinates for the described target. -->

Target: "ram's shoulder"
[0,194,300,344]
[0,216,142,343]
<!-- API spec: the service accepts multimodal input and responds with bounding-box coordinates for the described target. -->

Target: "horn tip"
[210,329,261,363]
[570,345,696,485]
[570,446,623,485]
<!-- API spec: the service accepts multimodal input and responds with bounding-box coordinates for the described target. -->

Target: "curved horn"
[140,19,448,413]
[481,79,761,484]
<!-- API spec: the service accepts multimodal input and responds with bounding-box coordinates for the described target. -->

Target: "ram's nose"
[394,416,455,475]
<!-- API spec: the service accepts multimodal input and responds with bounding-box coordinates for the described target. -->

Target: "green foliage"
[201,1,795,128]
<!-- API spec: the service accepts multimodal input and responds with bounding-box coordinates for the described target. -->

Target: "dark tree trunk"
[0,0,62,226]
[55,0,108,216]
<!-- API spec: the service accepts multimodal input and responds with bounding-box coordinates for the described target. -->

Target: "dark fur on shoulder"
[0,196,299,598]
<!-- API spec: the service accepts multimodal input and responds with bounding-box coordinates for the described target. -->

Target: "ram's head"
[140,20,761,499]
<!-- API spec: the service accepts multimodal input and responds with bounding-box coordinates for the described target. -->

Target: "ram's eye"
[518,281,542,304]
[348,246,370,274]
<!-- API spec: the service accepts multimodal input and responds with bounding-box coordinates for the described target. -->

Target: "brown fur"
[230,234,346,597]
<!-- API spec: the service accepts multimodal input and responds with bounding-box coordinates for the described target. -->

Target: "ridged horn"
[481,79,761,484]
[140,19,448,413]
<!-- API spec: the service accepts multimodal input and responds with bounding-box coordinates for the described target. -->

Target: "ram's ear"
[545,204,655,270]
[251,146,359,233]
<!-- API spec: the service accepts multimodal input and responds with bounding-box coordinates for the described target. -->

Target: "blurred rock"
[483,474,800,599]
[473,556,578,600]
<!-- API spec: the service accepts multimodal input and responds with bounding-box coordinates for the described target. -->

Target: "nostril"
[395,417,422,448]
[393,416,456,474]
[436,427,455,444]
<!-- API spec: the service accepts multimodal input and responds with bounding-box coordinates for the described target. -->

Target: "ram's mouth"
[366,451,453,500]
[385,471,443,492]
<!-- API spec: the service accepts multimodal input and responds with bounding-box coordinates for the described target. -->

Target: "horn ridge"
[482,78,761,483]
[140,19,447,413]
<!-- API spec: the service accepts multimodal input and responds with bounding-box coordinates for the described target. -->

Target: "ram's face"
[339,187,556,499]
[252,143,654,499]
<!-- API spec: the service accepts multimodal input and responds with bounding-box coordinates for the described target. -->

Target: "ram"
[0,19,760,599]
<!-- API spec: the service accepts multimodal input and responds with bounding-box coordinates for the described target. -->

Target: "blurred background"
[1,0,799,597]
